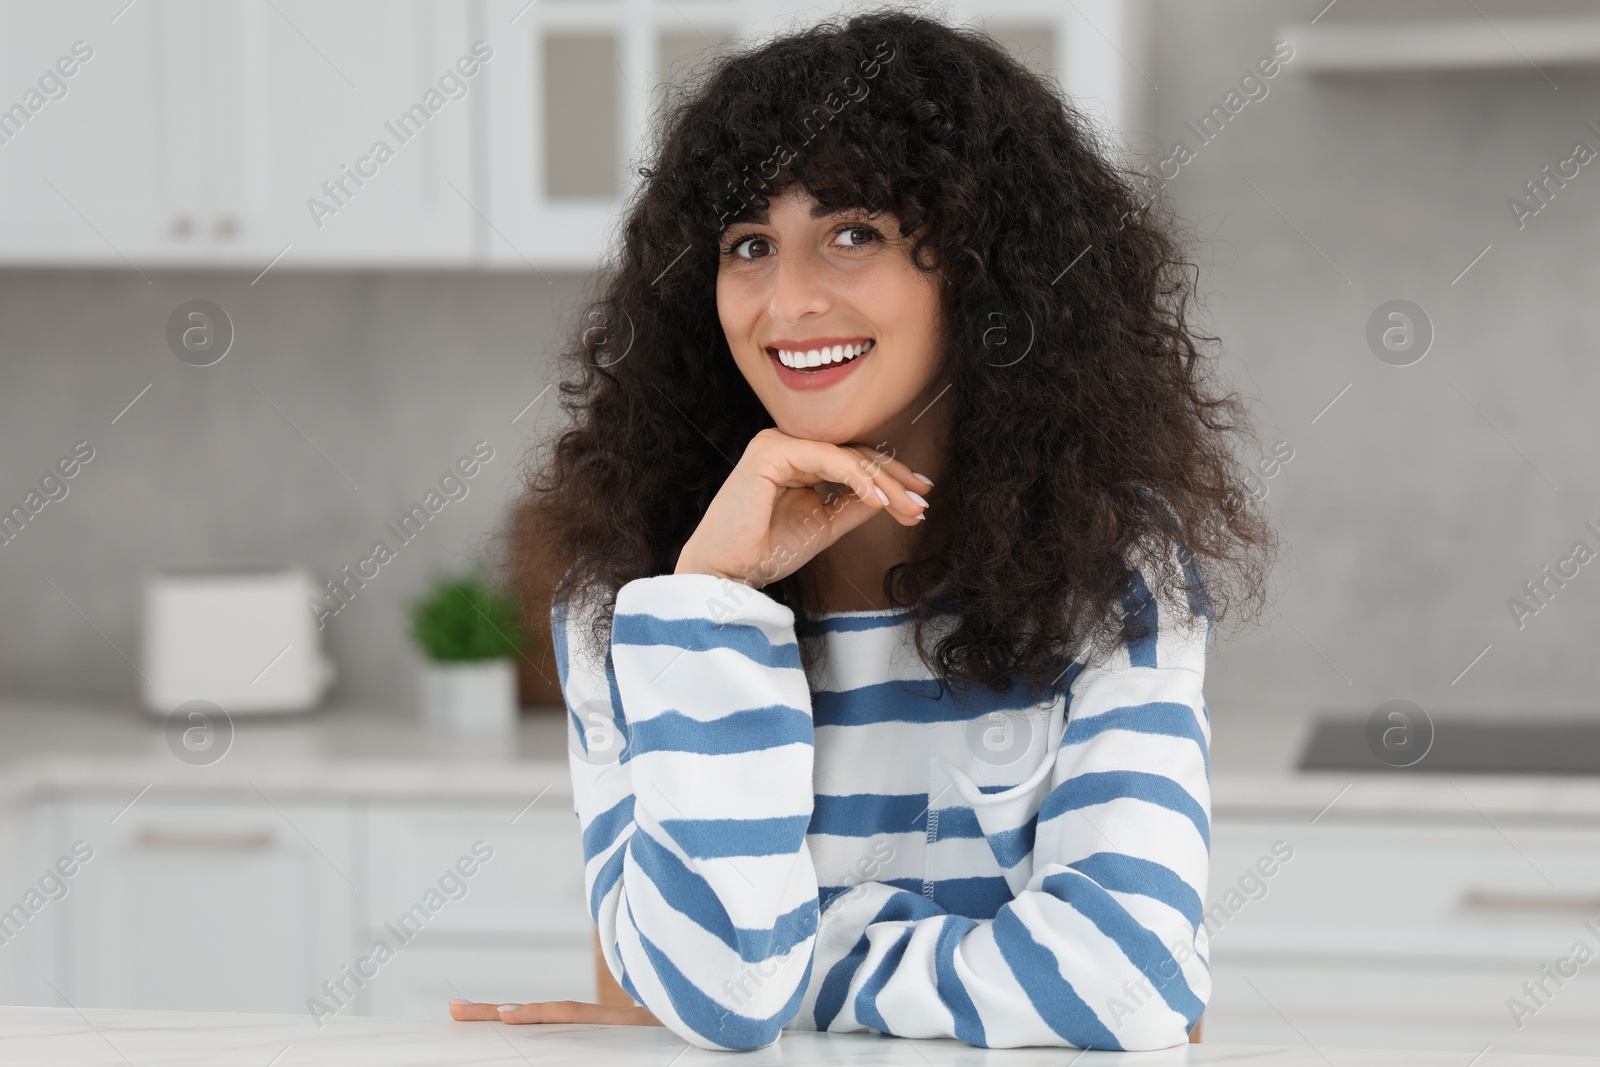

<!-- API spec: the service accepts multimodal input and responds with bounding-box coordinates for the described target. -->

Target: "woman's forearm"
[563,571,822,1050]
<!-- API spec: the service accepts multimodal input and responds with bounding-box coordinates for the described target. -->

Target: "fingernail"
[913,472,933,486]
[497,1004,519,1013]
[449,998,470,1005]
[905,490,928,509]
[917,513,926,522]
[873,487,889,506]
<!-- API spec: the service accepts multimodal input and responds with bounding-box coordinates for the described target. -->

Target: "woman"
[454,7,1277,1052]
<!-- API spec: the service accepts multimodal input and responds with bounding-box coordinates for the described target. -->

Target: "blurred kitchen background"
[3,0,1600,1055]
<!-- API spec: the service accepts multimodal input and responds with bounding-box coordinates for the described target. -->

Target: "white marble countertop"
[6,698,1600,824]
[3,1005,1597,1066]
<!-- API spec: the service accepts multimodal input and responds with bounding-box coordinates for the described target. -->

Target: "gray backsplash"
[2,1,1597,762]
[0,268,592,715]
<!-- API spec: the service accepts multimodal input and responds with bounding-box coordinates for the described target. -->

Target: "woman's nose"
[766,257,831,324]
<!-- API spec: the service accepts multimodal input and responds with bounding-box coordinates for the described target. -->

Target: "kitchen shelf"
[1277,15,1600,73]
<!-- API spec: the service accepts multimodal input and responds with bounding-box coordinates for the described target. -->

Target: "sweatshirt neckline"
[809,605,916,620]
[801,595,962,623]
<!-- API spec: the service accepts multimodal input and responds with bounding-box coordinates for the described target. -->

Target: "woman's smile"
[766,337,875,389]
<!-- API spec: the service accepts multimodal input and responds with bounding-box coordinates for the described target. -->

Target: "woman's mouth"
[766,338,874,390]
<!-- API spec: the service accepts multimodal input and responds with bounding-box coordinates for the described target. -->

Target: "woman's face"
[716,187,946,446]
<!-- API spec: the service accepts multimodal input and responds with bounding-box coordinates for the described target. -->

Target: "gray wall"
[2,2,1597,762]
[1141,0,1600,769]
[0,269,590,713]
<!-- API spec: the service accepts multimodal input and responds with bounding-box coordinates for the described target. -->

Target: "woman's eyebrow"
[724,203,879,229]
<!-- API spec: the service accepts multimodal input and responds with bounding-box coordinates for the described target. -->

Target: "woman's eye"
[833,225,880,248]
[723,223,883,259]
[729,235,771,260]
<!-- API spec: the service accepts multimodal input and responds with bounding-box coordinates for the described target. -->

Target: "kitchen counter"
[0,697,574,813]
[6,699,1600,822]
[6,700,1600,1056]
[3,1005,1597,1066]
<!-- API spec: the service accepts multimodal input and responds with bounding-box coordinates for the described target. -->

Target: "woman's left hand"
[448,999,662,1026]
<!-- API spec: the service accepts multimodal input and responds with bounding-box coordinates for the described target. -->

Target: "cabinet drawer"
[1206,958,1600,1055]
[1210,818,1600,961]
[361,802,589,939]
[53,797,355,1013]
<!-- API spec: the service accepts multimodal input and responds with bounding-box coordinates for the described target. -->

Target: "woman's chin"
[772,416,865,446]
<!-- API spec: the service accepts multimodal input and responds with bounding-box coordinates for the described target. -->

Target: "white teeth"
[774,341,872,369]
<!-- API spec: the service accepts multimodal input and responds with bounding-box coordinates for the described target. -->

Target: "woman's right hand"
[674,428,932,589]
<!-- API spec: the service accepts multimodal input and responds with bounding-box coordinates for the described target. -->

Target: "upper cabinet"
[0,0,477,269]
[0,2,167,265]
[479,0,1143,271]
[0,0,1143,271]
[229,0,481,268]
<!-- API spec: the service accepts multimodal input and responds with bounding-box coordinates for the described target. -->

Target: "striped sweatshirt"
[553,542,1213,1051]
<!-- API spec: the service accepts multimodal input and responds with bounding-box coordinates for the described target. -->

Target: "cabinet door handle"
[1460,889,1600,913]
[134,827,277,852]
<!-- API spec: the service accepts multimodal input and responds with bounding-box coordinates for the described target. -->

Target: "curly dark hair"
[504,6,1280,702]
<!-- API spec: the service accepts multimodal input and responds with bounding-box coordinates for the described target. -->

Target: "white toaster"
[141,564,336,716]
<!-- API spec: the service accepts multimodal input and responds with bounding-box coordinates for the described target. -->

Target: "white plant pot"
[420,658,518,734]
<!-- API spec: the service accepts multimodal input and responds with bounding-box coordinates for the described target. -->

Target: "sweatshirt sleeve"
[801,546,1213,1050]
[552,571,821,1051]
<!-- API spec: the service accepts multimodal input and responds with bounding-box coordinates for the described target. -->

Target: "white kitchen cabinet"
[49,796,357,1014]
[1,783,593,1019]
[0,0,287,266]
[0,2,169,264]
[1209,959,1600,1055]
[0,802,45,1007]
[1205,814,1600,1054]
[349,799,594,1018]
[0,0,1141,270]
[360,801,589,937]
[478,0,1137,271]
[479,0,740,271]
[0,0,477,269]
[222,0,481,268]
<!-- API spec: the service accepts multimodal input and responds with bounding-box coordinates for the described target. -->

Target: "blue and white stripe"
[555,543,1212,1051]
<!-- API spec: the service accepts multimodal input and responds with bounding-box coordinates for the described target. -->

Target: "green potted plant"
[408,569,528,733]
